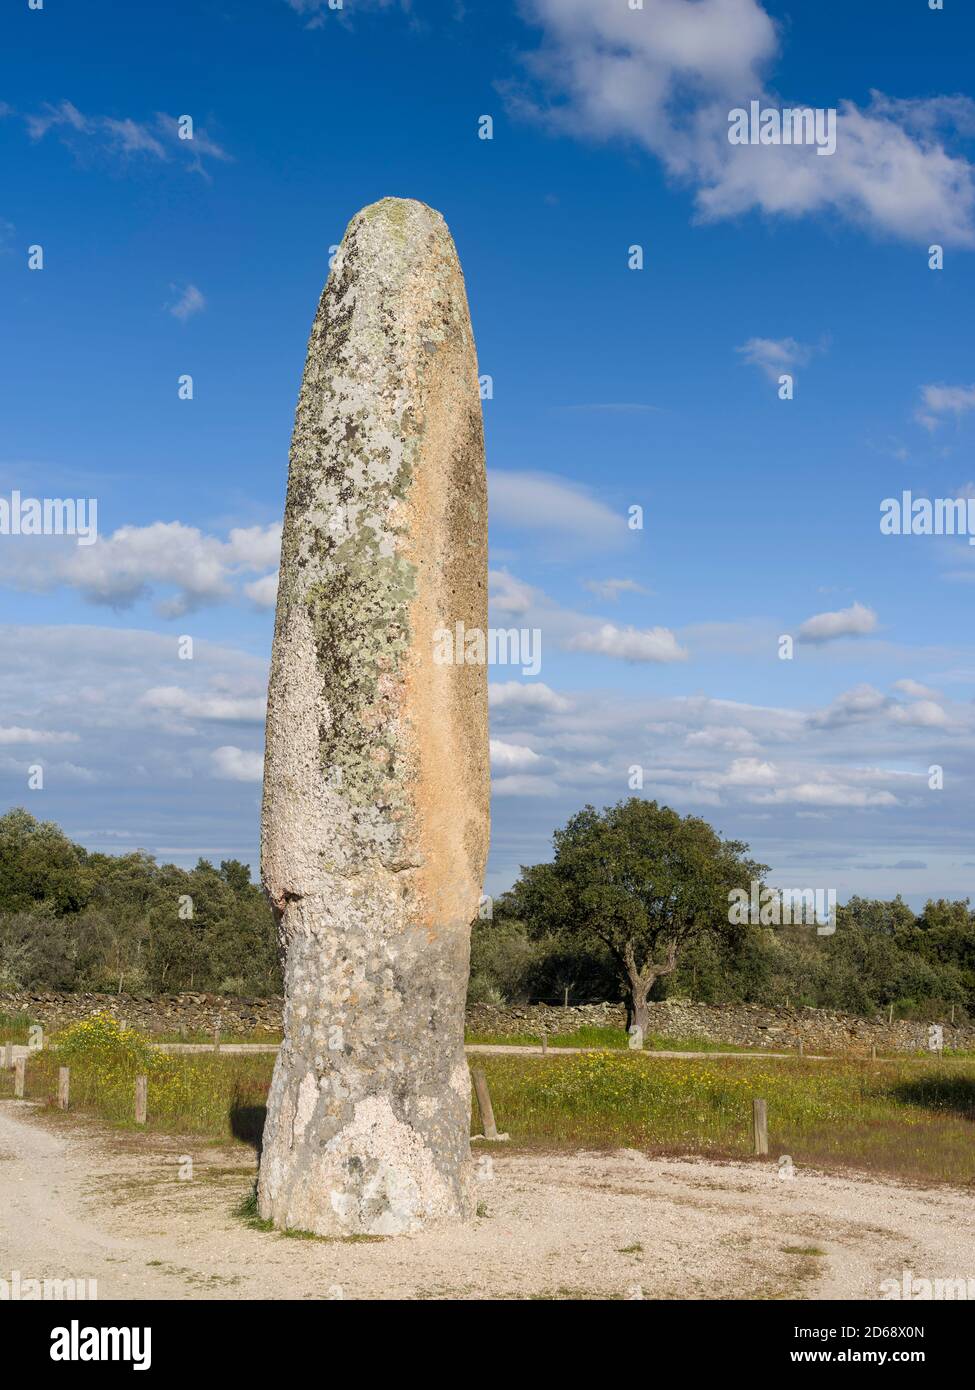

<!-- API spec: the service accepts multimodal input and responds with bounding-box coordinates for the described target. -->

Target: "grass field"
[0,1011,284,1049]
[0,1010,32,1044]
[465,1024,766,1053]
[147,1029,283,1045]
[3,1013,974,1187]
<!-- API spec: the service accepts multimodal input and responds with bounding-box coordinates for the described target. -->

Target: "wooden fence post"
[471,1066,498,1140]
[213,1026,221,1053]
[752,1098,768,1156]
[58,1066,70,1110]
[871,1043,877,1061]
[14,1057,26,1098]
[541,1033,548,1056]
[797,1037,804,1058]
[2,1042,12,1070]
[135,1074,147,1126]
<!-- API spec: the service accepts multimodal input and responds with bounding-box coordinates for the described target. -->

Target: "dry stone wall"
[466,1000,975,1054]
[4,991,971,1054]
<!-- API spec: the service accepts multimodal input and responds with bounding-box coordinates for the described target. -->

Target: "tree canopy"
[0,808,280,996]
[475,803,974,1026]
[497,798,766,1032]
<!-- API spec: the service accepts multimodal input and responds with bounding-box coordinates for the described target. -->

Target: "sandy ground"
[2,1098,973,1301]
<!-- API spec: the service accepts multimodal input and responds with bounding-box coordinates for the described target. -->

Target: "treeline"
[4,804,974,1021]
[471,895,975,1022]
[0,808,281,996]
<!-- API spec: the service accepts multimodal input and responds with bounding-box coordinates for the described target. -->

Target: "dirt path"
[2,1099,972,1301]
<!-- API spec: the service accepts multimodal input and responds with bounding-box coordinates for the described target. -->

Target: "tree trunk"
[632,994,651,1039]
[623,945,652,1044]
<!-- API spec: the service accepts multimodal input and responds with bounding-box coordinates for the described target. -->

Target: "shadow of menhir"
[230,1086,267,1153]
[892,1073,975,1120]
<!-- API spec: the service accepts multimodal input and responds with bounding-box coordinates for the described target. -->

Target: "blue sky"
[2,0,974,908]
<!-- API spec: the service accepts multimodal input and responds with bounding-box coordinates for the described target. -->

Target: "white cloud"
[807,683,960,734]
[798,601,878,644]
[167,284,206,321]
[141,686,266,724]
[889,699,949,728]
[491,773,559,797]
[490,738,544,771]
[509,1,975,246]
[0,520,283,617]
[567,622,688,663]
[0,625,270,867]
[0,725,79,745]
[22,102,231,177]
[685,724,759,752]
[211,745,263,782]
[488,680,571,713]
[893,678,941,700]
[697,756,901,807]
[485,566,687,668]
[705,756,777,787]
[6,619,968,897]
[244,572,279,609]
[50,761,97,783]
[0,750,93,781]
[583,577,649,601]
[25,99,89,142]
[489,568,535,615]
[766,781,898,809]
[225,525,283,570]
[489,469,629,549]
[735,336,815,382]
[915,383,975,431]
[286,0,409,19]
[808,684,889,729]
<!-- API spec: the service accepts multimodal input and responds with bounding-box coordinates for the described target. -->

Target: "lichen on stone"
[258,198,489,1236]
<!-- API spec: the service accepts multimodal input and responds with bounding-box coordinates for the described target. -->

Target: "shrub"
[54,1011,164,1076]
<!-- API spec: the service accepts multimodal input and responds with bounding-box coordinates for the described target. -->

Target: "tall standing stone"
[257,198,489,1236]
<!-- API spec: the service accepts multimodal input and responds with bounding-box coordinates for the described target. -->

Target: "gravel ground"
[1,1099,972,1301]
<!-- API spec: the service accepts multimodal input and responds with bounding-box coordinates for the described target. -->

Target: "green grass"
[466,1025,631,1049]
[234,1188,273,1231]
[465,1025,768,1054]
[469,1051,975,1185]
[0,1014,273,1141]
[232,1187,385,1242]
[148,1029,283,1045]
[4,1014,974,1187]
[0,1012,282,1049]
[0,1011,33,1044]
